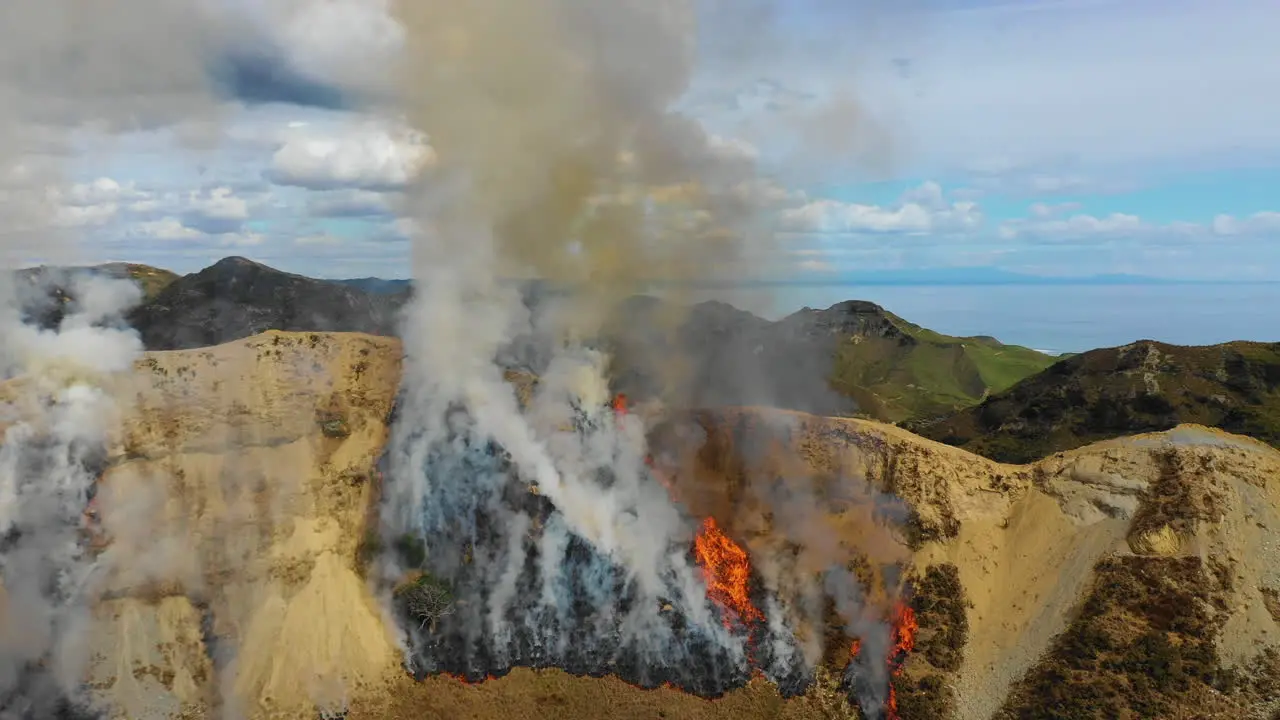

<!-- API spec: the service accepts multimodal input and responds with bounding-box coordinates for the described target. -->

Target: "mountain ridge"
[914,338,1280,463]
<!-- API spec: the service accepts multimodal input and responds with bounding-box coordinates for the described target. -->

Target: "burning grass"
[694,516,764,628]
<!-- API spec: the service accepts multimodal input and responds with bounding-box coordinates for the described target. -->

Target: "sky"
[7,0,1280,282]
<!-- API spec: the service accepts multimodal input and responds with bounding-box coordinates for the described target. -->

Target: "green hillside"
[606,297,1057,424]
[831,312,1058,422]
[913,339,1280,463]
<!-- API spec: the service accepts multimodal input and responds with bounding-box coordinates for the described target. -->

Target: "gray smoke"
[0,272,143,718]
[378,0,908,713]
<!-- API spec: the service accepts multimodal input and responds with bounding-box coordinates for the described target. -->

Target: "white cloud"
[266,121,435,190]
[999,212,1146,240]
[294,233,342,246]
[1000,209,1280,242]
[44,177,153,227]
[1028,201,1084,219]
[307,189,394,217]
[182,186,250,233]
[1211,211,1280,236]
[695,0,1280,178]
[779,181,982,234]
[59,177,145,206]
[262,0,404,98]
[219,230,265,247]
[132,218,204,241]
[707,134,760,163]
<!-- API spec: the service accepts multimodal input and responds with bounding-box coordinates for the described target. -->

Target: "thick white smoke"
[380,0,907,711]
[0,272,143,718]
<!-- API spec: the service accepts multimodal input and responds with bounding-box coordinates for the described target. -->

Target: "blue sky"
[11,0,1280,282]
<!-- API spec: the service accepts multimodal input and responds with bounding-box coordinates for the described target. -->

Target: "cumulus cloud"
[266,121,434,190]
[130,218,206,242]
[182,187,251,234]
[1028,201,1084,219]
[294,233,342,246]
[779,181,982,234]
[307,189,395,218]
[1211,211,1280,237]
[126,216,263,248]
[998,212,1148,241]
[1000,209,1280,242]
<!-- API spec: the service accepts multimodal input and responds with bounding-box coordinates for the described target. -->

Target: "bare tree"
[397,574,456,630]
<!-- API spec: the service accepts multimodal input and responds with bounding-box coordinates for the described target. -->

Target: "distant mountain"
[128,257,408,350]
[8,262,179,329]
[912,339,1280,463]
[605,297,1056,421]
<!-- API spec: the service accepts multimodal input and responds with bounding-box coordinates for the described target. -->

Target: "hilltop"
[11,331,1273,720]
[7,262,179,328]
[607,296,1055,422]
[11,262,179,302]
[914,339,1280,463]
[126,256,408,350]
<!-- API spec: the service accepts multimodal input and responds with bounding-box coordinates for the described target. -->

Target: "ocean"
[721,283,1280,356]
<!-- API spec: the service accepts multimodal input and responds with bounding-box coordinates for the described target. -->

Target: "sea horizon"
[737,281,1280,355]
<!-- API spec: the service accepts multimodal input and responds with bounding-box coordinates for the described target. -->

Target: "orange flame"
[612,393,629,415]
[847,600,918,720]
[693,517,762,628]
[886,601,918,719]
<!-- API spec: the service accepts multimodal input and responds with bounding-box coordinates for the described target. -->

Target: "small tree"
[395,574,455,630]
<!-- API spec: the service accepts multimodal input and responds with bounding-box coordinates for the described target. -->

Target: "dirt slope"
[17,331,1277,720]
[77,331,405,719]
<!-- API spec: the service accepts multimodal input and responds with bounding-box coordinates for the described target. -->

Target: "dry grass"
[353,670,835,720]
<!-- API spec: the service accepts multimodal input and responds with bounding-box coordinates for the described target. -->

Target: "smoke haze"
[380,0,909,714]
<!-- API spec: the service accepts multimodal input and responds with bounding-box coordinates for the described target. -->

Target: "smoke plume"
[0,2,237,716]
[380,0,909,714]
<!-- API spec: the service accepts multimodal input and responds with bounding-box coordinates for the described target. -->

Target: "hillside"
[8,262,179,328]
[913,339,1280,463]
[12,262,179,302]
[127,256,408,350]
[1,331,1273,719]
[606,296,1055,423]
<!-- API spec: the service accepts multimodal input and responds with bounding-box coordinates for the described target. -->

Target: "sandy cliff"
[16,331,1276,720]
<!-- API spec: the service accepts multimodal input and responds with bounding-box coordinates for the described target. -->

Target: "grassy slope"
[99,262,180,301]
[914,340,1280,463]
[830,312,1056,423]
